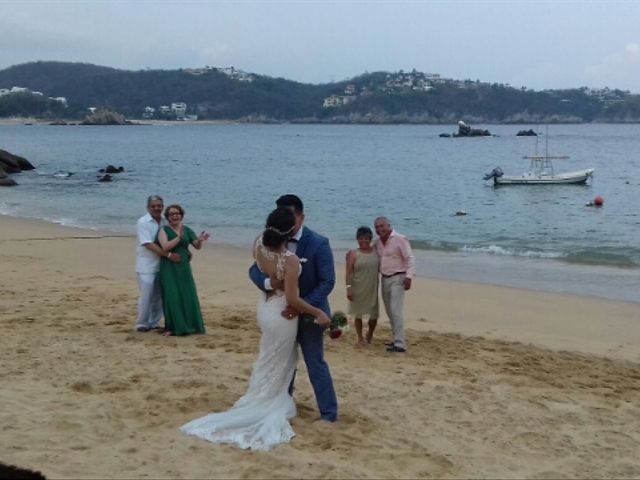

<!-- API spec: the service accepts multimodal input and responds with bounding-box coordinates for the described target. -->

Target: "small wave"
[412,239,564,259]
[45,217,99,230]
[410,239,459,252]
[412,239,640,269]
[460,245,564,259]
[0,202,21,216]
[563,250,640,268]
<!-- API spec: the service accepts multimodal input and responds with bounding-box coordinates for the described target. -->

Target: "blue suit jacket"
[249,226,335,318]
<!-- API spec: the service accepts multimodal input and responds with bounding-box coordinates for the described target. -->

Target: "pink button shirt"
[374,230,416,279]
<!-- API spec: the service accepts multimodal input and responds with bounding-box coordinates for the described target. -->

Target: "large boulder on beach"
[0,177,18,186]
[0,148,36,171]
[0,148,35,186]
[0,149,21,173]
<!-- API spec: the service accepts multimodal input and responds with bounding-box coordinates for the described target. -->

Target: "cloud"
[198,43,235,65]
[625,42,640,60]
[584,42,640,91]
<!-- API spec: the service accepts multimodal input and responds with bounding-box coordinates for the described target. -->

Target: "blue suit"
[249,226,338,421]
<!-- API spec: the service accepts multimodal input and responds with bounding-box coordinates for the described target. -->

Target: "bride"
[180,207,331,450]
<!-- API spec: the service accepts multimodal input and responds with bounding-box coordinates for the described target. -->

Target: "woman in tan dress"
[346,227,380,345]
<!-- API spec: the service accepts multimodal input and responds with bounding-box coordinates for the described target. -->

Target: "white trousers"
[381,274,406,349]
[136,273,163,329]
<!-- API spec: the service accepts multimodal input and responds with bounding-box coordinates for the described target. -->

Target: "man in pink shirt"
[373,217,415,353]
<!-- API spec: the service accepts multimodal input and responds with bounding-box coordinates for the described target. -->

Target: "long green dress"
[157,225,205,336]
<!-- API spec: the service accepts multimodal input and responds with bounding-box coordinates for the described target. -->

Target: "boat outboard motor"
[483,167,504,181]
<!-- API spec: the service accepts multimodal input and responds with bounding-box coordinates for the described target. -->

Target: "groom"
[249,194,338,422]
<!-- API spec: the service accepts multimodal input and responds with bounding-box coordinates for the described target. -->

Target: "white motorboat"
[484,131,594,186]
[485,157,594,185]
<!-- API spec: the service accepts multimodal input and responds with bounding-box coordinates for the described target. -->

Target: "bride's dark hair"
[263,207,295,249]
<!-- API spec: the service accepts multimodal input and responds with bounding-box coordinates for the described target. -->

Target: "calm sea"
[1,123,639,303]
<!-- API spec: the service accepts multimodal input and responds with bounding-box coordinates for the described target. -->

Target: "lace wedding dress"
[180,241,299,451]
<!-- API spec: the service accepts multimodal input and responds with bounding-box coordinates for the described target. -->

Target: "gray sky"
[2,0,640,92]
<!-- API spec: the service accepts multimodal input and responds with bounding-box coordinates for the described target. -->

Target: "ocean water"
[1,123,639,302]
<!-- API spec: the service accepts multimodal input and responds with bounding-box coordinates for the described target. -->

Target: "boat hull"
[495,169,594,186]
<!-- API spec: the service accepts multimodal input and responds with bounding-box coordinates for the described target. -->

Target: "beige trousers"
[381,273,406,349]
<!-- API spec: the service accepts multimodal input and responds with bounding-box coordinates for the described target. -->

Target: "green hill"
[1,61,639,123]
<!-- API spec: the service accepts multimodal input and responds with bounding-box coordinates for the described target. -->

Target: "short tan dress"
[348,249,380,319]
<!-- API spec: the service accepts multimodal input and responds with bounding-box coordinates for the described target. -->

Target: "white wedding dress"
[180,243,299,451]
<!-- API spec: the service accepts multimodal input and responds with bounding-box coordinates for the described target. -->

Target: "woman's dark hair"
[356,226,373,240]
[263,207,295,249]
[164,204,185,219]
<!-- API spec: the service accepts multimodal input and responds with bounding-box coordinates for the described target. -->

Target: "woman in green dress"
[157,204,210,336]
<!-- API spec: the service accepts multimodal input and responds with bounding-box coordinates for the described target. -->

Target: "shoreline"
[2,213,640,478]
[4,117,640,126]
[3,209,639,306]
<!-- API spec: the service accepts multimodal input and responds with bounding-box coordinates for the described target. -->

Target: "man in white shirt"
[135,195,180,332]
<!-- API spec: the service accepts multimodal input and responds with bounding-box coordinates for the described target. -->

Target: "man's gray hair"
[147,195,164,206]
[374,216,390,225]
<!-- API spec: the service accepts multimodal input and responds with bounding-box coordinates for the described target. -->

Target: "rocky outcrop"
[80,109,138,126]
[95,165,125,182]
[0,148,36,186]
[100,165,125,174]
[516,129,537,136]
[0,177,18,186]
[0,148,36,171]
[452,120,491,137]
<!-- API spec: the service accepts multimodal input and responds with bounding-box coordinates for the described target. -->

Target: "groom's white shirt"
[287,225,304,253]
[263,226,304,290]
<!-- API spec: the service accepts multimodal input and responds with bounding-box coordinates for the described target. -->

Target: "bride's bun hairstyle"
[263,207,295,249]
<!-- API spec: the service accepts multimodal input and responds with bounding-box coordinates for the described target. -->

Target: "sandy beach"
[1,214,640,478]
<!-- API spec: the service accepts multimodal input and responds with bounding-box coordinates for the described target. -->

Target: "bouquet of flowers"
[328,310,348,339]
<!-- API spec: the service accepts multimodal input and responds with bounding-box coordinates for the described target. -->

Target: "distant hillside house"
[171,102,187,119]
[215,66,254,82]
[142,106,155,119]
[0,86,65,103]
[322,95,356,108]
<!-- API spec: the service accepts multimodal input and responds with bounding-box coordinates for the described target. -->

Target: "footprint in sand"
[70,381,94,393]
